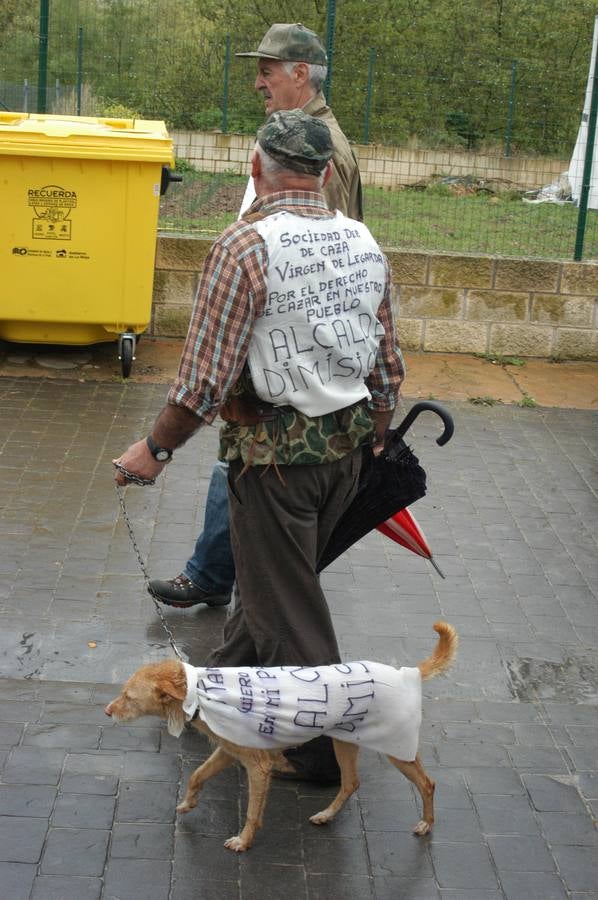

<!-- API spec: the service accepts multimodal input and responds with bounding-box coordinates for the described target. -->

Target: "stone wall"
[152,236,598,360]
[172,130,567,190]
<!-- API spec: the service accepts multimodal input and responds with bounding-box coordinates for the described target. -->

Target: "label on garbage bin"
[28,184,76,241]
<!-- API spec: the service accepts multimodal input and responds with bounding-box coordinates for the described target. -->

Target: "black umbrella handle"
[393,401,454,446]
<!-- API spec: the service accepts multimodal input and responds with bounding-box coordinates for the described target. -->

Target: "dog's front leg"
[310,741,360,825]
[387,752,435,835]
[224,750,272,852]
[177,746,235,814]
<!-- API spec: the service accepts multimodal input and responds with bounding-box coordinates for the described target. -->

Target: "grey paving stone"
[438,893,501,900]
[23,723,101,750]
[523,774,587,813]
[63,751,124,774]
[30,875,103,900]
[308,873,375,899]
[176,798,239,837]
[302,835,370,875]
[116,780,178,823]
[2,747,65,784]
[506,746,570,773]
[464,767,525,795]
[171,876,239,900]
[0,815,48,863]
[110,823,175,859]
[487,833,555,872]
[436,741,511,768]
[239,862,307,900]
[428,842,498,890]
[0,722,24,746]
[512,722,556,747]
[60,773,119,794]
[101,724,161,751]
[51,792,116,829]
[498,871,568,900]
[122,749,181,781]
[374,875,439,899]
[551,845,598,892]
[538,811,598,846]
[475,701,542,723]
[0,783,57,817]
[103,858,172,900]
[0,862,37,900]
[473,793,541,836]
[40,827,109,876]
[172,833,240,882]
[366,831,434,878]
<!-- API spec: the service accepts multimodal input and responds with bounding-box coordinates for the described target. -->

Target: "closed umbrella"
[377,507,445,578]
[317,401,454,573]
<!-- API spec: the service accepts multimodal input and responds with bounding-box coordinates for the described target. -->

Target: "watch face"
[156,449,170,461]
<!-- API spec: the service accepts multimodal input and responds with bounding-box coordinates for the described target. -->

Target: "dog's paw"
[224,835,249,852]
[176,801,195,815]
[413,819,432,836]
[309,811,332,826]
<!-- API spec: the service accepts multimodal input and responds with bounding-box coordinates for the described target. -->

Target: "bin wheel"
[119,335,135,378]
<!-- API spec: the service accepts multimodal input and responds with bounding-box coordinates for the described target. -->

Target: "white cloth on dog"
[182,660,422,760]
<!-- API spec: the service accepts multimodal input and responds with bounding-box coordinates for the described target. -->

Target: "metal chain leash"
[114,480,185,661]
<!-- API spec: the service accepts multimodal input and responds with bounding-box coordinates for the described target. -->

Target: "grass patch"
[159,170,598,261]
[518,393,537,407]
[475,353,526,367]
[469,395,501,406]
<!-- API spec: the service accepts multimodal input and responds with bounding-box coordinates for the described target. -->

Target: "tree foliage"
[0,0,596,153]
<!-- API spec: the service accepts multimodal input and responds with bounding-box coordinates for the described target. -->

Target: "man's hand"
[112,439,167,486]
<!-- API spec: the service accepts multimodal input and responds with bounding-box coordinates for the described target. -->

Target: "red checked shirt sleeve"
[167,223,268,424]
[366,258,405,411]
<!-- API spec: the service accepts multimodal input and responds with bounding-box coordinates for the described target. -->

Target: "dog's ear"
[157,677,186,702]
[166,705,186,737]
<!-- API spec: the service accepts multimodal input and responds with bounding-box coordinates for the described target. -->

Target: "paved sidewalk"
[0,366,597,899]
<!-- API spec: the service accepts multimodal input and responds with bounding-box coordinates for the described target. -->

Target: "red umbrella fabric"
[377,508,445,578]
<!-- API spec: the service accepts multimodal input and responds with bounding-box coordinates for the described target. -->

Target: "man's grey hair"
[283,60,327,92]
[255,143,326,187]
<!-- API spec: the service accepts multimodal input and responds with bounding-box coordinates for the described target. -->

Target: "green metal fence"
[2,0,598,261]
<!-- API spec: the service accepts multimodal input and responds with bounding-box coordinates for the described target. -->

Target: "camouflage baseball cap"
[257,109,333,176]
[236,23,327,66]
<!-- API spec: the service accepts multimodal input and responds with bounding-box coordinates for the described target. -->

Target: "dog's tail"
[418,622,458,680]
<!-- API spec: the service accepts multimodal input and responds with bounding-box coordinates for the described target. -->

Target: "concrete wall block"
[151,304,194,338]
[560,261,598,295]
[489,323,553,357]
[553,328,598,360]
[424,320,488,353]
[387,251,428,284]
[152,270,197,309]
[494,259,560,292]
[430,254,494,288]
[400,286,463,318]
[466,290,529,322]
[155,236,210,272]
[396,317,424,351]
[531,294,594,327]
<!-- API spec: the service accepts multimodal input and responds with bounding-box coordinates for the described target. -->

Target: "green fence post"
[504,59,517,157]
[324,0,336,104]
[37,0,50,113]
[363,48,376,143]
[222,34,231,134]
[76,26,84,116]
[574,46,598,261]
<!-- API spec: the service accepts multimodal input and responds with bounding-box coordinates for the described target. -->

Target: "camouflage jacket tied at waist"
[218,401,375,467]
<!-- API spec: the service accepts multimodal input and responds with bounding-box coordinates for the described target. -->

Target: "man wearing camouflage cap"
[148,22,364,613]
[237,22,363,220]
[114,110,404,782]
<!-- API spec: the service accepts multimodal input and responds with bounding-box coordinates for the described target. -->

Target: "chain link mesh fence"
[2,0,598,260]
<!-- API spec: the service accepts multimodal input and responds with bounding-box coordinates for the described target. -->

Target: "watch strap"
[146,434,173,461]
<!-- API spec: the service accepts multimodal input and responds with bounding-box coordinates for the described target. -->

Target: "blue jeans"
[184,462,236,595]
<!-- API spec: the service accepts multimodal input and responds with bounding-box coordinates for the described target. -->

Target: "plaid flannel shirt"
[168,191,405,464]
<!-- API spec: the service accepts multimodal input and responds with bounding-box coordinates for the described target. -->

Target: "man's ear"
[292,61,310,87]
[322,160,334,187]
[251,148,261,180]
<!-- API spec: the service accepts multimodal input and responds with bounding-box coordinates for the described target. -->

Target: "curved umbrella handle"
[393,401,455,446]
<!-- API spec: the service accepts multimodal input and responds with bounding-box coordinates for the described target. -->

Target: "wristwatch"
[146,434,173,462]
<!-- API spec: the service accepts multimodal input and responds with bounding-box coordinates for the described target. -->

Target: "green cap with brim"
[257,109,333,176]
[236,23,327,66]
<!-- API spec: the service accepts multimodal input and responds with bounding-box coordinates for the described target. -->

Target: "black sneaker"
[148,574,231,609]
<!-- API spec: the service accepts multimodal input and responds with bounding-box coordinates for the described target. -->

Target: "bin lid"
[0,112,174,163]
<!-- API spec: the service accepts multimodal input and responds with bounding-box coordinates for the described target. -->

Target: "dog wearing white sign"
[105,621,457,852]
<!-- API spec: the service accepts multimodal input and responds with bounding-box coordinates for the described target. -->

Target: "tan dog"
[105,621,457,851]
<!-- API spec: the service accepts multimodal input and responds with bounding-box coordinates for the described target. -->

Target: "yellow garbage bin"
[0,112,177,376]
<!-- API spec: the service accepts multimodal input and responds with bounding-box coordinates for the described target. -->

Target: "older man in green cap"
[237,22,363,220]
[114,109,404,783]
